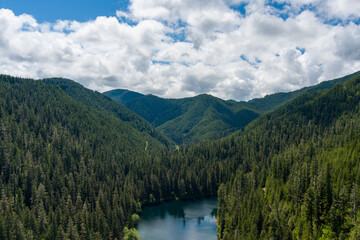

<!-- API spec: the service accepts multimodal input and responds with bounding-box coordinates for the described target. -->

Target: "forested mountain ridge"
[1,72,360,240]
[104,90,259,144]
[215,74,360,239]
[104,71,360,144]
[0,75,183,239]
[155,94,259,144]
[246,70,360,113]
[42,78,174,148]
[0,75,228,239]
[102,89,145,105]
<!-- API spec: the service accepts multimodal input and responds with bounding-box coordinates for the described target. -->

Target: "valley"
[2,0,360,239]
[104,71,359,145]
[0,71,360,239]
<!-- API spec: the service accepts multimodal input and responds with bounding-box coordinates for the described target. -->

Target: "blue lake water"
[137,197,218,240]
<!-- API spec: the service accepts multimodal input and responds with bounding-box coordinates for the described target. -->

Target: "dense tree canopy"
[0,75,223,239]
[1,73,360,239]
[216,76,360,239]
[104,71,358,144]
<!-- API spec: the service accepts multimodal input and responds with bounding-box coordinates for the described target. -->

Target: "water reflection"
[211,208,217,217]
[137,197,218,240]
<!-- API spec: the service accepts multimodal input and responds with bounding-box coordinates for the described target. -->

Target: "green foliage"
[105,71,360,145]
[123,227,141,240]
[2,71,360,240]
[0,75,222,239]
[0,75,162,239]
[246,70,360,113]
[105,91,259,144]
[149,194,156,204]
[131,214,140,226]
[43,78,174,148]
[104,89,145,105]
[319,225,336,240]
[215,75,360,239]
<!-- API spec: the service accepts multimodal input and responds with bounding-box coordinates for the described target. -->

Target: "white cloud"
[325,0,360,20]
[0,0,360,101]
[334,24,360,61]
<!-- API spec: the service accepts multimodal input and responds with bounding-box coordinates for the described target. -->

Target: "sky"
[0,0,360,101]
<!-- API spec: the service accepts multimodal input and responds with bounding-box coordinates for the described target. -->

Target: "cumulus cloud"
[0,0,360,101]
[324,0,360,20]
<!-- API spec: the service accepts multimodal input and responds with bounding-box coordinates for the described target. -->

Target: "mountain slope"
[157,94,258,144]
[104,91,258,144]
[214,75,360,239]
[1,75,166,155]
[42,78,174,147]
[0,75,222,239]
[103,89,144,105]
[123,94,182,127]
[2,72,360,239]
[245,70,360,113]
[105,71,360,144]
[0,75,174,239]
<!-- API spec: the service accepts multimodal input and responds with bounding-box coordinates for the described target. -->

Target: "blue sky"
[0,0,360,100]
[2,0,356,26]
[0,0,128,22]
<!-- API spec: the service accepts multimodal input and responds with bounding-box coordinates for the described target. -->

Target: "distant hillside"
[104,90,258,144]
[103,89,144,105]
[43,78,174,148]
[157,94,258,144]
[245,70,360,113]
[104,71,360,144]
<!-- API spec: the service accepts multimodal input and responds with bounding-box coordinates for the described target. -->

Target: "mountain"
[214,74,360,239]
[0,76,170,155]
[104,71,360,144]
[103,89,145,105]
[42,78,174,148]
[0,75,177,239]
[1,72,360,239]
[0,74,220,239]
[156,94,258,144]
[104,91,259,144]
[246,70,360,113]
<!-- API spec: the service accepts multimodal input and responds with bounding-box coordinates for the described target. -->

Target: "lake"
[137,197,218,240]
